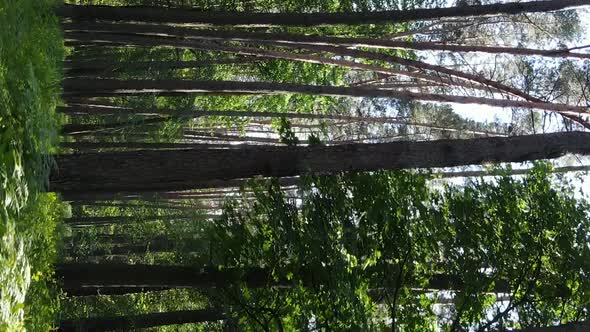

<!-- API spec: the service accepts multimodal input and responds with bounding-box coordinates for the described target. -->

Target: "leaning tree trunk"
[62,21,590,60]
[59,309,225,331]
[55,0,589,26]
[50,132,590,199]
[62,32,467,91]
[61,78,589,114]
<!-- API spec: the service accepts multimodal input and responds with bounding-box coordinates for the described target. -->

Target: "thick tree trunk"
[58,309,225,331]
[55,0,589,26]
[514,321,590,332]
[63,22,590,60]
[55,263,509,293]
[61,78,589,114]
[50,132,590,197]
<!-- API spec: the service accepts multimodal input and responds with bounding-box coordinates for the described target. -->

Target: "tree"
[63,21,590,60]
[514,320,590,332]
[59,309,225,331]
[50,132,590,198]
[55,0,589,26]
[61,78,589,114]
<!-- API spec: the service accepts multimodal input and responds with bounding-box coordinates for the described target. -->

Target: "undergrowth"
[0,0,66,330]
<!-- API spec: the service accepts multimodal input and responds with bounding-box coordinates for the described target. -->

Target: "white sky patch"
[451,103,512,124]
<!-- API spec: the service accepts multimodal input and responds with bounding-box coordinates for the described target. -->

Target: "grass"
[0,0,66,330]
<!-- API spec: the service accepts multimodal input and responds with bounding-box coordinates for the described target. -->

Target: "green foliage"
[0,0,65,329]
[0,0,63,210]
[204,164,590,330]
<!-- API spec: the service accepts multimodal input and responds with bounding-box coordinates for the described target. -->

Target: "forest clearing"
[2,0,590,330]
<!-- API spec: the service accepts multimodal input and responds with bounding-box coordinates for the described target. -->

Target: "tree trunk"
[438,165,590,178]
[61,30,590,129]
[63,21,590,60]
[64,286,172,297]
[55,263,509,293]
[64,58,260,77]
[58,104,406,124]
[513,321,590,332]
[58,309,225,331]
[64,215,193,227]
[55,0,589,26]
[61,117,169,135]
[61,78,589,114]
[50,132,590,198]
[63,32,464,90]
[60,177,301,202]
[62,142,238,151]
[66,29,585,124]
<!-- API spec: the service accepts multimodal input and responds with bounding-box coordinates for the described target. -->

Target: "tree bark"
[50,132,590,197]
[64,58,259,77]
[55,0,590,26]
[58,104,407,124]
[55,263,509,293]
[58,309,225,331]
[61,117,169,135]
[63,32,465,90]
[63,22,590,60]
[513,321,590,332]
[61,78,590,114]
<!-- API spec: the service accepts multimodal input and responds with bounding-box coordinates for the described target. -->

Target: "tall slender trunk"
[64,286,172,297]
[65,215,193,227]
[61,30,590,128]
[55,0,589,26]
[60,177,301,202]
[59,309,225,331]
[61,117,169,135]
[61,78,590,114]
[69,238,177,256]
[64,58,260,76]
[438,165,590,178]
[50,132,590,197]
[61,142,241,151]
[65,29,578,112]
[63,22,590,60]
[63,32,466,90]
[58,104,407,124]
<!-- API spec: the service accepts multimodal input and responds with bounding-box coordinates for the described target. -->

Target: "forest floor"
[0,0,67,330]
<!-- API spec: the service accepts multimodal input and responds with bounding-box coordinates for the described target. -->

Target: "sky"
[425,5,590,195]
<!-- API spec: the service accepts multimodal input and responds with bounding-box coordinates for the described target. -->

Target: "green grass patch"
[0,0,65,330]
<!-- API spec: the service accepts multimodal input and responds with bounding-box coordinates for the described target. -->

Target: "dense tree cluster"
[53,0,590,330]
